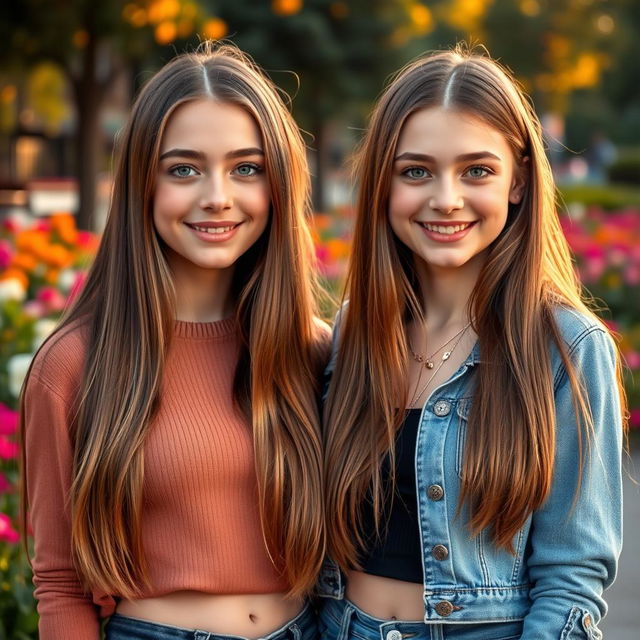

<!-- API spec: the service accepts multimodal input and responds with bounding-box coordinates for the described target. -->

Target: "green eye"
[405,167,428,179]
[467,166,489,178]
[235,164,260,176]
[171,165,197,178]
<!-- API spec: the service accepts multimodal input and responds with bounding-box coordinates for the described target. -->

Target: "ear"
[508,156,529,205]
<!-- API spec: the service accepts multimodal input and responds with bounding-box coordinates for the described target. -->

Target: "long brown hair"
[324,46,627,570]
[21,43,327,598]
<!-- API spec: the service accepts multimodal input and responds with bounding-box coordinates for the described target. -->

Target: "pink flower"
[22,299,47,317]
[0,513,19,544]
[0,239,13,269]
[0,473,12,493]
[67,271,87,304]
[625,351,640,370]
[2,218,19,233]
[36,286,67,312]
[0,435,19,460]
[0,403,18,435]
[630,409,640,429]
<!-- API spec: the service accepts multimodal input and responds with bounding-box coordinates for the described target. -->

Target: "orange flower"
[11,252,38,272]
[313,214,333,231]
[0,268,28,290]
[44,269,60,285]
[15,230,46,254]
[326,237,350,261]
[50,213,78,245]
[272,0,303,16]
[44,245,73,268]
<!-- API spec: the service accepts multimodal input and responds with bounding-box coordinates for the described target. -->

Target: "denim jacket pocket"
[560,607,603,640]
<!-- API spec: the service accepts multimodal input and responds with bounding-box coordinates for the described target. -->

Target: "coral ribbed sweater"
[24,318,289,640]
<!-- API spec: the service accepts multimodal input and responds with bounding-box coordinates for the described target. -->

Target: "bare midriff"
[116,591,304,638]
[345,570,425,621]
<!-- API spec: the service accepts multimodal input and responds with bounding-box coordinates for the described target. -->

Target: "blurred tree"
[0,0,432,223]
[208,0,427,209]
[0,0,220,229]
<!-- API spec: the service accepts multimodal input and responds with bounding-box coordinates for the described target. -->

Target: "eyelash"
[169,164,199,178]
[465,165,492,179]
[167,162,263,178]
[401,165,493,180]
[234,163,262,177]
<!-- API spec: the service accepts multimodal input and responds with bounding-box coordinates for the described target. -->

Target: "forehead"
[396,106,513,158]
[160,99,262,150]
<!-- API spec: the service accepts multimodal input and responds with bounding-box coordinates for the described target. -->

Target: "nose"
[200,173,233,212]
[428,177,463,215]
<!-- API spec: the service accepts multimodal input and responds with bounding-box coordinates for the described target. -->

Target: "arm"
[521,327,623,639]
[24,374,101,639]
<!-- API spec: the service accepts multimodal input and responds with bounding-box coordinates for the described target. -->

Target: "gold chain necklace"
[409,321,472,369]
[408,323,471,407]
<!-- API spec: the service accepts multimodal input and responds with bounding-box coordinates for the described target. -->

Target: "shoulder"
[551,305,613,353]
[549,305,618,388]
[28,318,90,400]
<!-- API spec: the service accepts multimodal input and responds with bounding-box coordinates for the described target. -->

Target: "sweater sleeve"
[23,373,101,639]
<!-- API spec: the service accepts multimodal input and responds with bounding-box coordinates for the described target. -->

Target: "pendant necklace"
[409,321,472,369]
[408,322,472,408]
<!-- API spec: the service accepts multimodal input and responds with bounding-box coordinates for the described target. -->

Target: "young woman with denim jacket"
[319,47,626,640]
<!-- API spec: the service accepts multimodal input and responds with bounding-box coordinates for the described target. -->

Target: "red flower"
[0,513,19,544]
[0,403,18,435]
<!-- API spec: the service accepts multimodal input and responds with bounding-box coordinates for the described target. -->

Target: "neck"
[415,256,485,329]
[171,263,235,323]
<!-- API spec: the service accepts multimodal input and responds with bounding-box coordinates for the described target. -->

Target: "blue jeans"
[318,598,523,640]
[105,602,317,640]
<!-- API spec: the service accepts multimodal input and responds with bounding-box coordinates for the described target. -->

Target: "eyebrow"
[394,151,502,163]
[159,147,265,161]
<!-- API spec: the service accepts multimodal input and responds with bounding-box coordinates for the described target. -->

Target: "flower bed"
[0,212,98,637]
[0,205,637,636]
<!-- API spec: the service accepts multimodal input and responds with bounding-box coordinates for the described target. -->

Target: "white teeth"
[422,222,470,235]
[192,224,235,234]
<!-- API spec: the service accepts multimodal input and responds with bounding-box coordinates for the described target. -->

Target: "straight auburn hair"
[21,43,327,598]
[324,46,628,570]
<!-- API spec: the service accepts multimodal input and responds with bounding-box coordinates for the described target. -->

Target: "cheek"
[473,186,511,220]
[243,183,271,220]
[153,182,190,221]
[389,183,422,221]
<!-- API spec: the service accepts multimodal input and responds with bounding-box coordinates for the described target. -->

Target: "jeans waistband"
[105,602,315,640]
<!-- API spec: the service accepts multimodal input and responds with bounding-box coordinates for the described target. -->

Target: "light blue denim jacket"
[318,305,623,640]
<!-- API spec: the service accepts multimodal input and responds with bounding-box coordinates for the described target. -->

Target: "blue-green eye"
[466,166,490,179]
[404,167,429,179]
[235,163,261,176]
[170,165,197,178]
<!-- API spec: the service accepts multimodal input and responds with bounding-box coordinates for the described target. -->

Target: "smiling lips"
[418,220,476,242]
[186,221,242,235]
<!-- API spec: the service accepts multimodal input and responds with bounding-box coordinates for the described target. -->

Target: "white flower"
[33,318,58,349]
[58,269,77,293]
[8,353,34,399]
[0,278,26,302]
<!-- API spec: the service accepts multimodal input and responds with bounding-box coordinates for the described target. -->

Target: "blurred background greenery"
[0,1,638,638]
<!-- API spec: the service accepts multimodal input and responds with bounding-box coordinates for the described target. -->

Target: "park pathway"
[599,445,640,639]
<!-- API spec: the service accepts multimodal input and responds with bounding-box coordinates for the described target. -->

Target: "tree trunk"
[72,20,105,230]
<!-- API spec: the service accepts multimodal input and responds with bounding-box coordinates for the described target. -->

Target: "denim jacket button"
[427,484,444,500]
[435,600,454,617]
[433,400,451,416]
[385,631,403,640]
[432,544,449,560]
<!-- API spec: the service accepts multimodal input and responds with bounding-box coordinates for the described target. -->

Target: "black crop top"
[357,408,423,583]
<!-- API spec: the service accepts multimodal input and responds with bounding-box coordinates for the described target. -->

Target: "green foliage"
[608,150,640,186]
[559,184,640,210]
